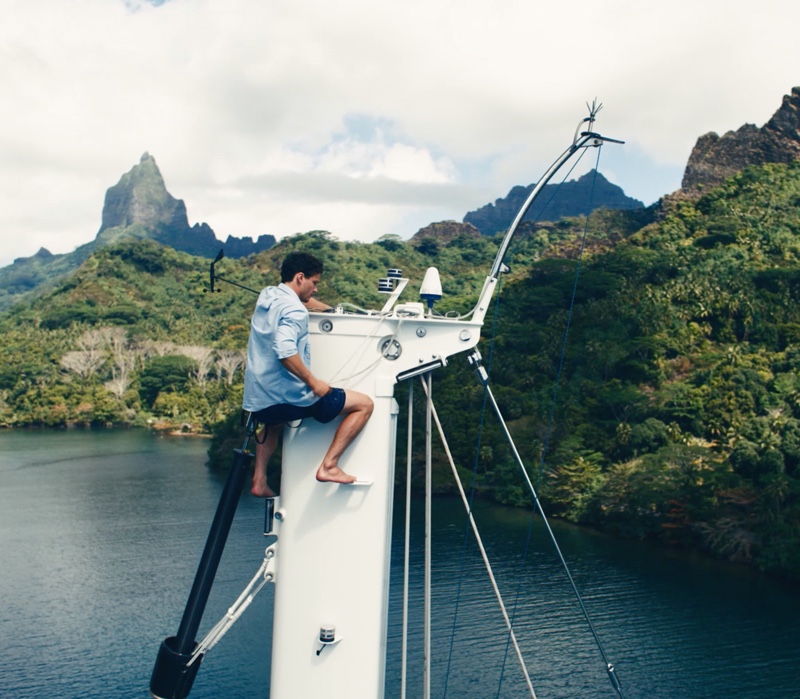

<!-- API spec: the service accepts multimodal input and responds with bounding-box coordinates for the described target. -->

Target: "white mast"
[267,299,482,699]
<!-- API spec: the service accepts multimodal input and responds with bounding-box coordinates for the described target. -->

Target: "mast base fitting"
[150,636,203,699]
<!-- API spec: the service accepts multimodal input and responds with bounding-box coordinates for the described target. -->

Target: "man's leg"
[252,424,280,497]
[316,390,374,484]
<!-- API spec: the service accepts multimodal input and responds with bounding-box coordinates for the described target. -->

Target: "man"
[243,251,374,497]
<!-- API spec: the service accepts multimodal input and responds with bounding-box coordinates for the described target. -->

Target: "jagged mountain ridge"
[463,170,644,236]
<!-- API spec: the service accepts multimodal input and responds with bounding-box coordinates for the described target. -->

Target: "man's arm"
[304,297,331,312]
[280,354,330,397]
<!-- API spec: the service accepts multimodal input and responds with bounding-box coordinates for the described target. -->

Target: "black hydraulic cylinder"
[149,447,254,699]
[150,637,202,699]
[174,447,253,650]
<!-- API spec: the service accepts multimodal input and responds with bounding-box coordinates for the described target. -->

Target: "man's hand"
[308,377,331,397]
[280,354,330,396]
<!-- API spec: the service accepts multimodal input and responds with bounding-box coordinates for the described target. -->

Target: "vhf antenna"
[203,249,260,296]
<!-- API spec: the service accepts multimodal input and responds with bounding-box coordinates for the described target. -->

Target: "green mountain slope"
[0,229,506,429]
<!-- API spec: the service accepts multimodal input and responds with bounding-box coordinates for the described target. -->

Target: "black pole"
[150,445,254,699]
[210,249,224,292]
[176,447,253,650]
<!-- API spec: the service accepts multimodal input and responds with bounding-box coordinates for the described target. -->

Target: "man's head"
[281,252,324,303]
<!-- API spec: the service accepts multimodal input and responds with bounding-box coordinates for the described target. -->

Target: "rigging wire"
[443,147,596,699]
[438,134,626,697]
[496,143,603,692]
[326,314,406,385]
[474,360,625,699]
[534,145,600,490]
[491,144,626,699]
[441,275,504,699]
[491,144,602,698]
[421,376,538,699]
[487,149,600,699]
[400,382,414,699]
[506,147,589,264]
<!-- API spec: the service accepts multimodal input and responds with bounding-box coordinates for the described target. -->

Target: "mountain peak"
[0,154,276,313]
[463,169,644,236]
[682,86,800,192]
[98,153,186,235]
[94,154,276,259]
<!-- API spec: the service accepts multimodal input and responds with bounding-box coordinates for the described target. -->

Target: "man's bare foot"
[251,477,276,498]
[316,464,357,484]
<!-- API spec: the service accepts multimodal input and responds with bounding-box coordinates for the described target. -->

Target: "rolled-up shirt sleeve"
[273,309,306,360]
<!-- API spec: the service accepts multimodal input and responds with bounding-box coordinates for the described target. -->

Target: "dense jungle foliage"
[2,160,800,579]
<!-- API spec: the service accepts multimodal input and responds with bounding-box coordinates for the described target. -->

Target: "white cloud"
[1,0,800,266]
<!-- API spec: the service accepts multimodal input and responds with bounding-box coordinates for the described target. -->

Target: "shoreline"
[0,422,212,438]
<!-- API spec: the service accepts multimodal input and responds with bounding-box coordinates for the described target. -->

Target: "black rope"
[214,273,261,296]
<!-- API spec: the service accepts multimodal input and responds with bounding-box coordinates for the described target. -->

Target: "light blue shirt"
[243,283,316,411]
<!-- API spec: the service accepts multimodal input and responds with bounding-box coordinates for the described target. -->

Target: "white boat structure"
[150,105,625,699]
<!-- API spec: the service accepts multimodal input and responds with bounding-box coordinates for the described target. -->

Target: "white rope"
[423,373,432,699]
[419,377,538,699]
[400,381,413,699]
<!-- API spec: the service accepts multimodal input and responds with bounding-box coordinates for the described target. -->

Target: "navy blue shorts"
[251,388,346,427]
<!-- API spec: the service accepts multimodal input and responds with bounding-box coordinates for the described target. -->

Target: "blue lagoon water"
[0,429,798,698]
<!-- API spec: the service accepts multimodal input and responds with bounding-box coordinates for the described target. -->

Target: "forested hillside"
[444,161,800,581]
[2,160,800,579]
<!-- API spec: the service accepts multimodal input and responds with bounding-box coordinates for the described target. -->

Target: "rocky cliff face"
[99,153,186,232]
[682,87,800,193]
[97,153,275,258]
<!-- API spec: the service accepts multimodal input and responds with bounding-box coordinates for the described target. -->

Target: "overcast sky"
[2,0,799,268]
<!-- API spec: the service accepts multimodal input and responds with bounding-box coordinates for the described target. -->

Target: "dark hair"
[280,252,324,282]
